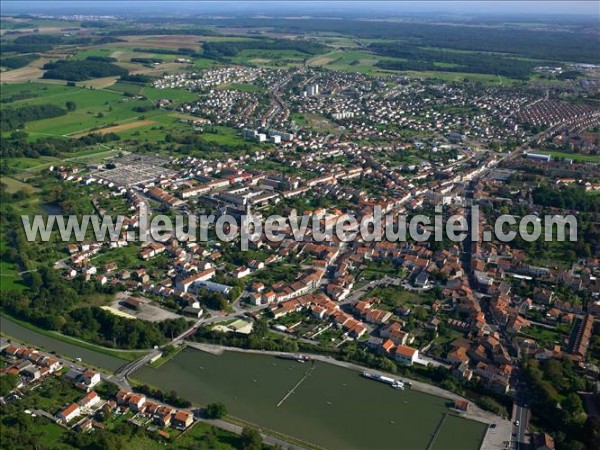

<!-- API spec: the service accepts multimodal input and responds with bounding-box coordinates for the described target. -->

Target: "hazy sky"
[2,1,598,17]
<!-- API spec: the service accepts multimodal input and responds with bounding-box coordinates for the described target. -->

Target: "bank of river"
[137,347,487,450]
[0,315,127,372]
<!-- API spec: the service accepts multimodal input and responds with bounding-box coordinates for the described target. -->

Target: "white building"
[58,403,81,423]
[394,345,419,366]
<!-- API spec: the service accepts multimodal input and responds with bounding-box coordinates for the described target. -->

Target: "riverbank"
[0,312,148,361]
[184,342,513,450]
[186,341,506,427]
[137,345,495,450]
[0,314,130,372]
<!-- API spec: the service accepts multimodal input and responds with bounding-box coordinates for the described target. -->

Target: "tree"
[241,426,263,450]
[414,306,428,321]
[0,374,18,396]
[101,403,113,421]
[563,393,584,417]
[65,101,77,111]
[254,318,269,338]
[204,402,228,419]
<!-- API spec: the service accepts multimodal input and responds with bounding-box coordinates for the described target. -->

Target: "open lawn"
[217,82,263,93]
[231,49,309,67]
[547,151,600,163]
[79,119,156,136]
[198,126,250,146]
[36,422,68,447]
[19,376,83,413]
[120,34,202,51]
[140,85,199,102]
[291,112,342,134]
[4,155,59,172]
[1,82,156,138]
[171,421,244,450]
[0,176,39,194]
[0,259,25,292]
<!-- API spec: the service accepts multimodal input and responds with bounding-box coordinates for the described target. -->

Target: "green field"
[139,86,199,102]
[3,155,59,171]
[231,49,310,66]
[71,48,118,60]
[197,126,252,146]
[547,151,600,163]
[217,82,263,93]
[0,176,38,193]
[1,83,149,137]
[1,81,200,138]
[0,258,25,292]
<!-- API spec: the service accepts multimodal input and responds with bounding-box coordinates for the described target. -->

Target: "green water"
[137,348,487,450]
[0,316,127,371]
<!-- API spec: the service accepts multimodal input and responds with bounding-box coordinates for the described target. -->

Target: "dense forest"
[130,57,163,64]
[0,53,39,69]
[0,132,120,160]
[202,39,327,59]
[132,47,197,55]
[0,273,188,350]
[177,18,599,63]
[370,43,536,79]
[1,33,62,53]
[42,57,128,81]
[120,74,154,83]
[0,104,67,132]
[532,185,600,212]
[522,359,600,450]
[1,34,122,54]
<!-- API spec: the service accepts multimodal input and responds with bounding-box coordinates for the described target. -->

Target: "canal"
[137,347,487,450]
[0,315,127,372]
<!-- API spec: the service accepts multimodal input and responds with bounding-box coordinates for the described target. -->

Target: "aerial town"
[1,2,599,450]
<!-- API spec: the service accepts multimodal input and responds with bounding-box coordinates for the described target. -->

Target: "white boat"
[362,372,405,389]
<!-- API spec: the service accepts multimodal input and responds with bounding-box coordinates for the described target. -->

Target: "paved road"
[202,418,309,450]
[515,405,527,449]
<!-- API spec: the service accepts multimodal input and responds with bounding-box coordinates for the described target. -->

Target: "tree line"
[0,54,39,70]
[370,43,536,79]
[0,104,67,132]
[156,17,600,64]
[202,38,327,59]
[1,33,122,54]
[43,57,128,81]
[532,185,600,213]
[522,358,599,450]
[1,132,120,160]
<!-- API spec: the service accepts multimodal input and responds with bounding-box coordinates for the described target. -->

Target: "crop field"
[120,34,202,50]
[309,49,397,75]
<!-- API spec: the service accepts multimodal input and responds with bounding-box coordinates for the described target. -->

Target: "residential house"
[394,345,419,366]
